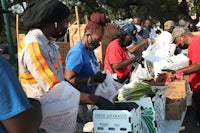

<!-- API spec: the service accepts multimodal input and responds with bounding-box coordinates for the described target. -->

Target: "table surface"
[160,109,187,133]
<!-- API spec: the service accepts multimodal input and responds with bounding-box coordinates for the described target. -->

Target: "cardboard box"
[144,80,187,99]
[134,97,157,133]
[165,98,186,120]
[93,107,141,133]
[166,80,187,99]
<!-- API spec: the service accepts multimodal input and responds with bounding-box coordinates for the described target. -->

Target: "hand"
[134,56,144,64]
[93,71,106,83]
[147,38,155,44]
[175,71,184,80]
[95,96,115,110]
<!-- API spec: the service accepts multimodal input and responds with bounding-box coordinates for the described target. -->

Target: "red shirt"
[104,39,132,79]
[187,36,200,93]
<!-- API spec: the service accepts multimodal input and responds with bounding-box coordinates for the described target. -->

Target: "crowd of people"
[1,0,200,132]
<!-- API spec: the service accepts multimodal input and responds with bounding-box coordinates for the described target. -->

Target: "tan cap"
[171,26,189,43]
[179,19,189,27]
[164,20,175,30]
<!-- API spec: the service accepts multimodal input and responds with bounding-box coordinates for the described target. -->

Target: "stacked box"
[134,97,157,133]
[166,80,187,99]
[93,107,141,133]
[165,98,186,120]
[165,80,187,120]
[151,86,167,133]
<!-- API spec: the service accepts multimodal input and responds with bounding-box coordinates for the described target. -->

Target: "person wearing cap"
[157,20,175,44]
[164,20,175,33]
[171,26,200,127]
[0,8,42,133]
[104,23,144,83]
[19,0,115,131]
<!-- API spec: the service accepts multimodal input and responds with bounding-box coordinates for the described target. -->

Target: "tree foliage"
[0,0,197,26]
[64,0,193,25]
[1,0,200,44]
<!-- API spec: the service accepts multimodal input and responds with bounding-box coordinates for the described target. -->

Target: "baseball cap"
[178,19,189,27]
[164,20,175,30]
[122,23,137,41]
[171,26,188,43]
[0,8,12,14]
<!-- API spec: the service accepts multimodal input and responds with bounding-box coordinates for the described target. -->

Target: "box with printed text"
[93,107,141,133]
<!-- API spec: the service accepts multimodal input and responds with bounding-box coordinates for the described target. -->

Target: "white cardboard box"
[134,97,157,133]
[93,107,141,133]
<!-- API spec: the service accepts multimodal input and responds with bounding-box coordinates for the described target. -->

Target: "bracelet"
[87,77,92,86]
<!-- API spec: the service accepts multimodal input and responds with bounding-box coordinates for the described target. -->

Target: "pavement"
[180,106,200,133]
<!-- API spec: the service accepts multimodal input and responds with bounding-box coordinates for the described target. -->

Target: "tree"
[65,0,191,25]
[191,0,200,22]
[131,0,181,24]
[0,0,198,45]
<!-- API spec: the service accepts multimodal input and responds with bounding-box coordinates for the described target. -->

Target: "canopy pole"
[1,0,16,64]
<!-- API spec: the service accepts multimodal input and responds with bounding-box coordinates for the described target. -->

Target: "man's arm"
[64,69,89,87]
[178,62,200,75]
[111,58,134,70]
[2,100,42,133]
[127,39,148,54]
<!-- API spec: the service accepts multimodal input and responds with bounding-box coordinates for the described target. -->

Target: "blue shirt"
[65,41,100,93]
[0,55,31,133]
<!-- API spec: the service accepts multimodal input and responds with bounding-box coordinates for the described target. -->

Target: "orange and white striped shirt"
[18,29,64,98]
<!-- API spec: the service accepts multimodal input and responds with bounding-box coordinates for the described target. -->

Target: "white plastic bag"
[186,81,193,106]
[39,81,80,133]
[95,72,122,100]
[130,64,150,81]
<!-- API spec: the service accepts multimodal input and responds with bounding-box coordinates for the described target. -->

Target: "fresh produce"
[156,72,175,83]
[118,82,152,101]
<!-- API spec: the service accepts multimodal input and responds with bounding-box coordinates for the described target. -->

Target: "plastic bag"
[95,72,122,100]
[186,80,193,106]
[130,64,150,81]
[39,81,80,133]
